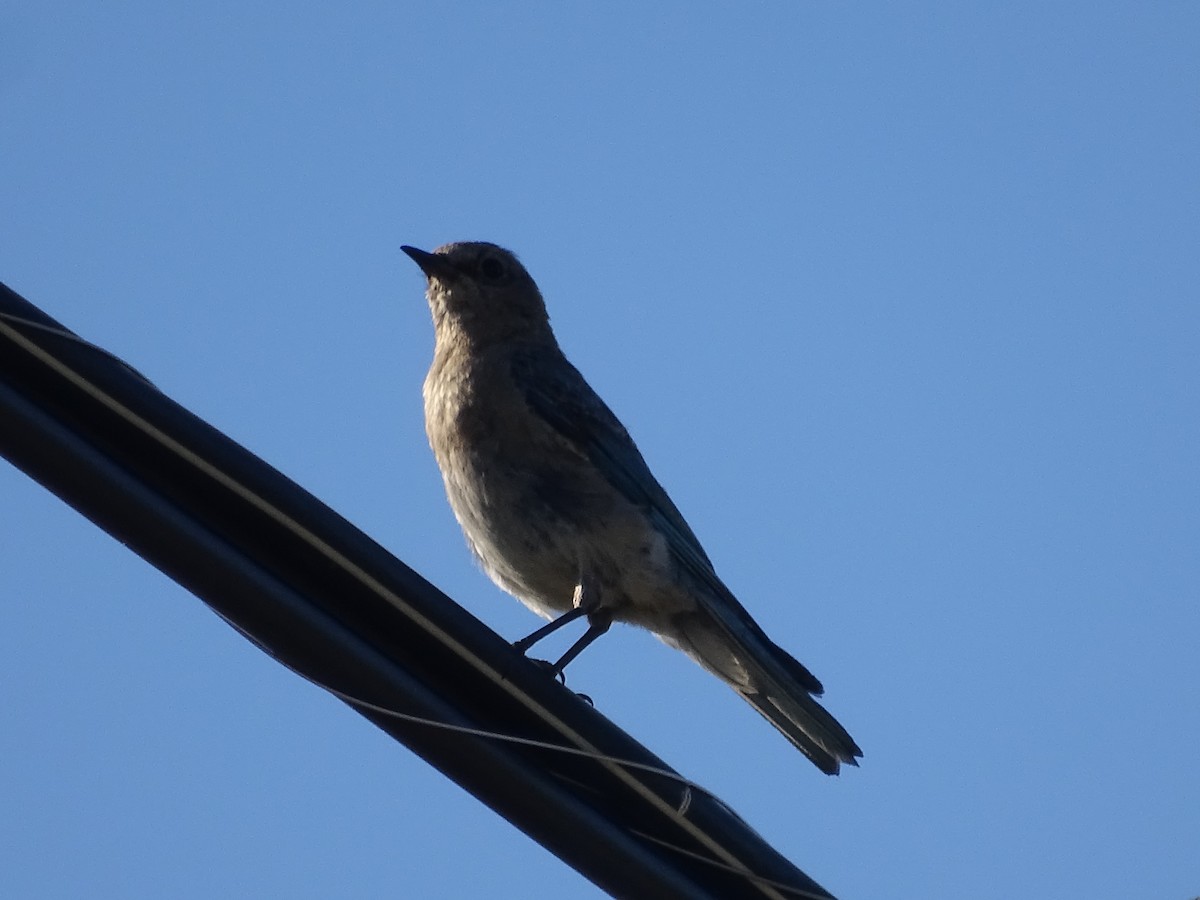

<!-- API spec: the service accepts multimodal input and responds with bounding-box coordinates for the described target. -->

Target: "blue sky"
[2,3,1197,897]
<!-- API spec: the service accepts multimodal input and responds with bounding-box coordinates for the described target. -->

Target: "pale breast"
[423,346,697,628]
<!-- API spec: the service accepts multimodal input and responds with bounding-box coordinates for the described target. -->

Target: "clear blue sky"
[2,3,1197,898]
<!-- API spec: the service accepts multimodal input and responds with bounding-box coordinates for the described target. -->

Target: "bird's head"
[401,242,551,345]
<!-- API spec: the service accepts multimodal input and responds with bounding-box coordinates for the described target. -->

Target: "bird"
[401,241,862,774]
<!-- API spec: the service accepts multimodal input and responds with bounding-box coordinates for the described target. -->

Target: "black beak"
[401,245,459,281]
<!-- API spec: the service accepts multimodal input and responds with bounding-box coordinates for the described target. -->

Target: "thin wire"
[0,311,157,388]
[216,608,711,815]
[629,830,833,900]
[261,644,837,898]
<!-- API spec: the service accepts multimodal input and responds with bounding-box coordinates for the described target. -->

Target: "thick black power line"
[0,280,838,900]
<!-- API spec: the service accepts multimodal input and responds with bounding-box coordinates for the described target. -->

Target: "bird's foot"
[524,659,594,705]
[527,657,568,685]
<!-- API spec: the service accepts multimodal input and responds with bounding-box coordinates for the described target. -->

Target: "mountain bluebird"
[402,241,862,774]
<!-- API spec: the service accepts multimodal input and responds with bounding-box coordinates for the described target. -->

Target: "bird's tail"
[667,615,862,775]
[737,638,862,775]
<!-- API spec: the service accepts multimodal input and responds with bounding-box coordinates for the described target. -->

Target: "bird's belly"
[441,458,694,626]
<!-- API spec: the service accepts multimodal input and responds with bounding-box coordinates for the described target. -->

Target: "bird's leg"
[512,604,589,653]
[543,573,611,677]
[513,570,612,678]
[547,607,612,678]
[513,569,600,653]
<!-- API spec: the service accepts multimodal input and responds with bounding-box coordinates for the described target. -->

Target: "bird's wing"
[511,347,712,560]
[508,350,705,554]
[511,346,791,654]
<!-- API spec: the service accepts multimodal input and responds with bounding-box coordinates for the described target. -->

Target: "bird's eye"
[478,256,507,282]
